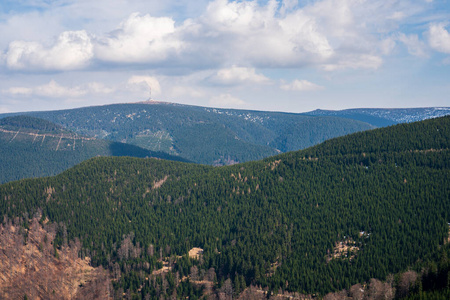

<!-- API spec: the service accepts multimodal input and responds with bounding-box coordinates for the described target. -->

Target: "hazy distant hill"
[0,101,374,165]
[0,115,189,183]
[304,107,450,127]
[1,116,448,298]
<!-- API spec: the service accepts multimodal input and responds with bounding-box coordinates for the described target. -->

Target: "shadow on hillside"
[109,142,191,163]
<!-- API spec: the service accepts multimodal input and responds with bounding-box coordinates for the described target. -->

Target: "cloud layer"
[3,0,447,73]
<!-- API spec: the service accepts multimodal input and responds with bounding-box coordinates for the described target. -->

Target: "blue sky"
[0,0,449,113]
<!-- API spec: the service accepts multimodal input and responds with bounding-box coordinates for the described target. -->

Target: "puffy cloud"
[398,33,428,57]
[6,31,93,71]
[127,75,162,97]
[2,80,114,98]
[427,23,450,54]
[95,13,183,64]
[195,0,333,67]
[209,66,270,85]
[304,0,355,39]
[280,79,324,91]
[209,93,245,107]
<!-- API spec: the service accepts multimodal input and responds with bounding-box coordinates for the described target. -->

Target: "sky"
[0,0,449,114]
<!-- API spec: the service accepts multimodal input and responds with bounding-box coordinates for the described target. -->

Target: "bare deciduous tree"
[367,278,394,300]
[147,244,154,257]
[349,283,364,300]
[190,265,199,281]
[207,268,216,282]
[398,270,418,298]
[222,278,233,300]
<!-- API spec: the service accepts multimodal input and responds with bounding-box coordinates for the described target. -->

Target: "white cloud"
[209,93,245,107]
[280,0,299,15]
[6,31,93,71]
[127,76,162,97]
[427,23,450,54]
[209,66,270,85]
[300,0,433,68]
[95,13,183,64]
[196,0,334,67]
[201,0,270,34]
[398,33,428,57]
[280,79,324,91]
[2,80,114,98]
[379,37,397,55]
[304,0,355,39]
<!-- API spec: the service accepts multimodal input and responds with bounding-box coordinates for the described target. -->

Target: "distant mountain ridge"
[304,107,450,127]
[0,115,189,183]
[1,103,447,166]
[0,102,375,165]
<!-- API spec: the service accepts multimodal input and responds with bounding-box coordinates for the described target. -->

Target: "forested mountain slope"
[0,101,374,165]
[0,115,189,184]
[0,116,448,299]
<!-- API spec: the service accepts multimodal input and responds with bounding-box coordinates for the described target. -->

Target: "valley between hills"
[0,107,449,299]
